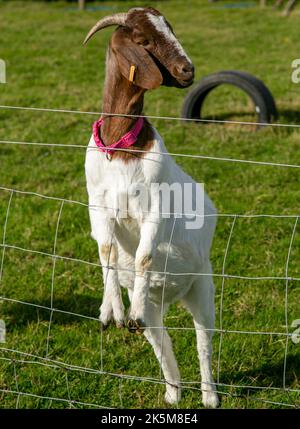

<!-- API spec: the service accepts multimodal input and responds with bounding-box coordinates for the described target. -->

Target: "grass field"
[0,0,300,408]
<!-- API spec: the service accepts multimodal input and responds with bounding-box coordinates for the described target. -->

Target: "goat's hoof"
[127,318,146,334]
[164,387,181,405]
[202,391,219,408]
[100,321,110,331]
[115,320,125,329]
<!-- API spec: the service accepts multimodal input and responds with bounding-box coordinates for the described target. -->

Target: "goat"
[84,7,219,408]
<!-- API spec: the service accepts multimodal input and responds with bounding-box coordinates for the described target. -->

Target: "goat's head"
[84,7,194,90]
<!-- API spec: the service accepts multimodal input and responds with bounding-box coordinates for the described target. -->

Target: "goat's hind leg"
[181,268,219,408]
[142,301,181,405]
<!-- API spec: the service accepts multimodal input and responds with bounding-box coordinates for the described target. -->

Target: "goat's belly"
[148,273,194,306]
[115,218,140,255]
[150,248,198,304]
[117,268,194,305]
[119,267,195,305]
[117,243,199,304]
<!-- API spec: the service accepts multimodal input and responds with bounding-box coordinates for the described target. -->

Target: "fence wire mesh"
[0,105,299,409]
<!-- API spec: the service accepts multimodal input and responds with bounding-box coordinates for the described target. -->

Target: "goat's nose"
[172,61,195,81]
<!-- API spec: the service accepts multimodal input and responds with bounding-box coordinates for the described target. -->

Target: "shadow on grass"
[200,109,300,125]
[3,290,131,327]
[279,109,300,124]
[219,353,300,396]
[201,111,256,120]
[3,294,101,326]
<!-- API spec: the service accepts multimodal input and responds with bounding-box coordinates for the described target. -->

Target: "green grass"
[0,0,300,409]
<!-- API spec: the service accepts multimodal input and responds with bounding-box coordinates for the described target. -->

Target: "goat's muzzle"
[171,59,195,87]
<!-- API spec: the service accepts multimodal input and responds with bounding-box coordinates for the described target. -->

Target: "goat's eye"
[141,40,150,47]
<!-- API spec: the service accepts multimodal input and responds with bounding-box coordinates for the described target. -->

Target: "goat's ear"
[112,32,162,90]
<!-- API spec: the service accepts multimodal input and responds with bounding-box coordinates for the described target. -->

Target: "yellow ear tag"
[129,65,136,83]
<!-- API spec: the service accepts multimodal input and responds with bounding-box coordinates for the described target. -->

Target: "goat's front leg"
[90,208,125,329]
[128,219,162,334]
[98,237,125,329]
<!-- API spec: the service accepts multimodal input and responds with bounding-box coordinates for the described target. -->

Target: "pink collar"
[93,117,144,155]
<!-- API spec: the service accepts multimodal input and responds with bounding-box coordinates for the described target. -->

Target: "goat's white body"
[85,126,219,408]
[86,128,216,301]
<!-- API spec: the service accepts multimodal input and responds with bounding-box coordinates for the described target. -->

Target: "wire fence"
[0,104,299,409]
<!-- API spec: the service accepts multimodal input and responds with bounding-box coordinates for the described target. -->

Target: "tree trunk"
[79,0,85,11]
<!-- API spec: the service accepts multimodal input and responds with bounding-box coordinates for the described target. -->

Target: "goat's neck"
[101,50,145,146]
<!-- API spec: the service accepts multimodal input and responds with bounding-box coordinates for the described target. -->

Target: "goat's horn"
[83,13,128,45]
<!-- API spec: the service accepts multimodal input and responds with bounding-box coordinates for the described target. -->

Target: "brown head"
[84,7,195,91]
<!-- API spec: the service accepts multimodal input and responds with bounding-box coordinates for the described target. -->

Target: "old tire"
[181,70,277,125]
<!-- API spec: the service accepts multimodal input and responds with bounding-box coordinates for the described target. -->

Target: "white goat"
[84,7,219,408]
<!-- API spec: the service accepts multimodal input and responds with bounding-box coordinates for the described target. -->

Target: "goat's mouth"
[176,77,194,88]
[162,71,194,89]
[161,65,194,88]
[149,53,194,88]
